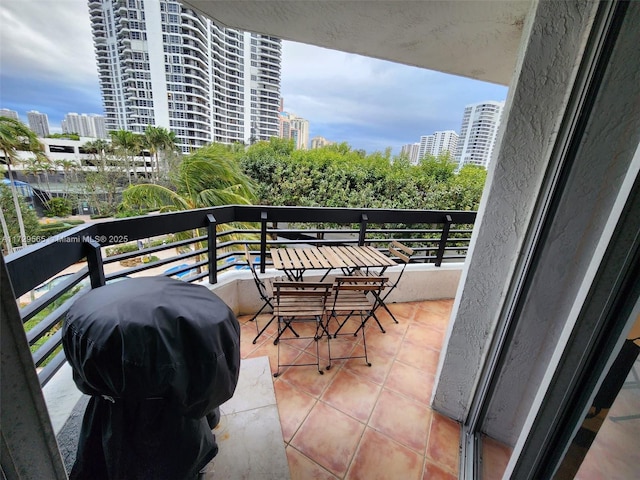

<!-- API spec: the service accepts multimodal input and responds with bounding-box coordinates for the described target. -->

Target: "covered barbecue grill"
[62,276,241,480]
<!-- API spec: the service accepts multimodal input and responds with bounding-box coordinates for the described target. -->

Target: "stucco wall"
[432,0,601,430]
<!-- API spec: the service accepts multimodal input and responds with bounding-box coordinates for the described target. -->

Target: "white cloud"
[0,0,98,86]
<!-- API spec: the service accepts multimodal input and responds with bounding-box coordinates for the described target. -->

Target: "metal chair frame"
[245,245,297,344]
[359,240,414,331]
[271,281,332,377]
[327,276,387,370]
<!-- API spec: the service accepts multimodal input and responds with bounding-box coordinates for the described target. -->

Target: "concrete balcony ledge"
[210,262,464,317]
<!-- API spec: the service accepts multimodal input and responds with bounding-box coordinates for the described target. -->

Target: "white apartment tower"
[88,0,281,152]
[455,101,504,168]
[27,111,50,137]
[62,113,108,138]
[0,109,19,121]
[417,130,459,161]
[400,143,420,164]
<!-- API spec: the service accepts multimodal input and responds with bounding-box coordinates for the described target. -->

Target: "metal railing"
[4,205,476,386]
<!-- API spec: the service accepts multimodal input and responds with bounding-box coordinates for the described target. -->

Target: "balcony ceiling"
[183,0,532,85]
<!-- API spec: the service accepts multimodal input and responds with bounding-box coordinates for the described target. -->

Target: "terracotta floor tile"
[249,312,278,338]
[404,324,445,351]
[286,446,340,480]
[277,351,339,397]
[412,309,450,333]
[323,335,357,367]
[343,344,394,385]
[415,300,453,322]
[274,379,317,443]
[369,388,431,453]
[290,401,365,478]
[250,337,303,375]
[321,368,381,423]
[346,427,423,480]
[422,461,457,480]
[481,435,513,480]
[384,360,435,406]
[359,324,404,358]
[396,341,441,373]
[383,302,419,322]
[426,412,461,475]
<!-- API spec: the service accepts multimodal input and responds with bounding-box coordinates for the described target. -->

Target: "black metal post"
[207,214,217,285]
[260,211,267,273]
[84,239,106,288]
[435,214,453,267]
[359,213,368,246]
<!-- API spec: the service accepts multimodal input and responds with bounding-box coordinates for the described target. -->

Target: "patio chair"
[327,276,387,369]
[353,240,414,331]
[271,281,332,377]
[245,244,293,344]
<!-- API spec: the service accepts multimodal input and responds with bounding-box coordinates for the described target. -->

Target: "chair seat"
[331,291,373,313]
[274,297,327,317]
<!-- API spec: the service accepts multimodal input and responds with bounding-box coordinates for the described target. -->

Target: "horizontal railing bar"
[26,296,78,345]
[37,353,66,386]
[32,330,63,367]
[7,223,98,297]
[103,236,203,264]
[114,248,205,277]
[20,268,89,323]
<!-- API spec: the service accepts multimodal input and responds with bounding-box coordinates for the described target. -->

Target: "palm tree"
[82,138,112,168]
[110,130,141,184]
[122,143,255,211]
[0,116,45,251]
[121,143,257,268]
[143,126,177,183]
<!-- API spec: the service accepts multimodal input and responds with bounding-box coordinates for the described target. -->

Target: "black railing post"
[358,213,368,246]
[260,211,268,273]
[84,239,106,288]
[435,214,453,267]
[207,214,217,285]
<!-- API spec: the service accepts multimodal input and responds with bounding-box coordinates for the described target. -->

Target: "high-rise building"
[418,130,459,161]
[0,109,19,121]
[289,115,309,150]
[27,111,50,137]
[455,101,504,168]
[278,105,309,150]
[310,136,334,149]
[400,143,420,163]
[88,0,282,152]
[62,113,108,138]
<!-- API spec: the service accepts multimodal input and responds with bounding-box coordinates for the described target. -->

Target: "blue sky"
[0,0,508,154]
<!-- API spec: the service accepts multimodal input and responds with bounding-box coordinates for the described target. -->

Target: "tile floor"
[239,299,462,480]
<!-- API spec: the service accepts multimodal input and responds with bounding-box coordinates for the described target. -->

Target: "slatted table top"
[270,245,396,272]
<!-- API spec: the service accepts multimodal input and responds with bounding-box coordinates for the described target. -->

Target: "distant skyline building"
[455,100,504,169]
[400,142,420,163]
[311,136,334,149]
[0,108,20,121]
[62,113,108,138]
[27,110,50,137]
[418,130,459,161]
[278,100,309,150]
[289,115,309,150]
[89,0,282,152]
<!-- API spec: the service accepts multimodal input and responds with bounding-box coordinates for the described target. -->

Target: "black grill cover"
[62,276,241,480]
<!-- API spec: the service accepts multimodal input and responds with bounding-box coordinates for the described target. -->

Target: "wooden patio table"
[270,245,396,281]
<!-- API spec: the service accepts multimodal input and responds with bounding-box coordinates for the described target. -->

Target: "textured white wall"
[432,0,601,428]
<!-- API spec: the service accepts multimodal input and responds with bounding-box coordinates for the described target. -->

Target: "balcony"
[4,205,477,478]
